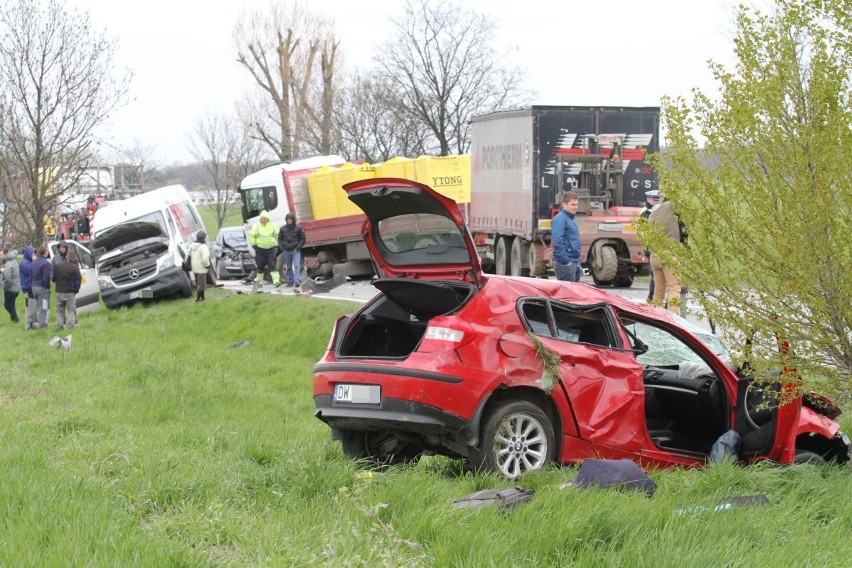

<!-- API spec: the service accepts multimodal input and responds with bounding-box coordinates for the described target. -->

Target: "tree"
[646,0,851,393]
[375,0,532,156]
[0,0,130,245]
[188,112,270,231]
[110,140,165,195]
[234,1,340,161]
[334,74,431,163]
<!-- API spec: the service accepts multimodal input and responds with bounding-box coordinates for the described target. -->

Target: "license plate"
[334,384,380,404]
[128,291,139,300]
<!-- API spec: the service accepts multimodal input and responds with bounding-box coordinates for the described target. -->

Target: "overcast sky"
[75,0,742,165]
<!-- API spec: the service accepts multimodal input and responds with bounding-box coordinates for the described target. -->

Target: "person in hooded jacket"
[2,249,21,323]
[278,212,305,288]
[31,244,52,329]
[189,230,211,301]
[19,245,37,329]
[52,245,82,329]
[249,210,280,289]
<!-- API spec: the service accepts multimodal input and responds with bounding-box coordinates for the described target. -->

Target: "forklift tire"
[591,245,618,284]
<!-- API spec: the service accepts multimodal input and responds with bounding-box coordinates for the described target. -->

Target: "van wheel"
[206,265,216,285]
[180,271,192,298]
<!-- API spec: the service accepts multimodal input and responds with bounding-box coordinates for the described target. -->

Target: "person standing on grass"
[249,210,280,289]
[52,246,82,329]
[2,249,21,324]
[189,230,211,302]
[30,244,52,329]
[551,190,583,282]
[278,212,305,288]
[19,246,37,330]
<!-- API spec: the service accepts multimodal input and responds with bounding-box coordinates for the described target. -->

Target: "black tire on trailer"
[613,274,634,288]
[510,237,529,277]
[495,236,512,276]
[528,242,549,277]
[591,245,618,285]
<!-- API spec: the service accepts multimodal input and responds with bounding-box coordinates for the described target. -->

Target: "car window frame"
[517,298,622,350]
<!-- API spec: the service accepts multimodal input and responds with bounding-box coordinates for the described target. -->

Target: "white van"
[90,185,205,308]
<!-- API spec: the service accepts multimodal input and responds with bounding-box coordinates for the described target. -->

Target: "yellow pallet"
[414,155,471,203]
[306,165,340,221]
[333,163,376,217]
[374,156,416,180]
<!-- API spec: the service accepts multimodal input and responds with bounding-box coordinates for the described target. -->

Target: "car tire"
[340,429,422,466]
[794,449,827,465]
[470,400,555,478]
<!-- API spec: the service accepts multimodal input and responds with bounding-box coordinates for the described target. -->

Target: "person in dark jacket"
[2,249,21,323]
[19,245,37,329]
[52,245,82,329]
[278,212,305,287]
[31,244,52,329]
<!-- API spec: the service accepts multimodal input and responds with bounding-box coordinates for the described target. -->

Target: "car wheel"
[340,429,422,466]
[794,449,827,465]
[471,400,555,478]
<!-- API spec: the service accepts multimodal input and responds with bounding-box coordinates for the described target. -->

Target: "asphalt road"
[219,274,716,333]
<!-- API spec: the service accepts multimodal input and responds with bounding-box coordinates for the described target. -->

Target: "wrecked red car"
[312,179,850,478]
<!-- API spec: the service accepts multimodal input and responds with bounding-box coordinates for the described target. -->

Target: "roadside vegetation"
[643,0,851,396]
[1,291,849,566]
[197,204,243,236]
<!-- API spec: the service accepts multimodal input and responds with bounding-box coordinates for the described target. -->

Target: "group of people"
[181,210,305,300]
[248,210,305,290]
[550,188,684,315]
[1,242,82,329]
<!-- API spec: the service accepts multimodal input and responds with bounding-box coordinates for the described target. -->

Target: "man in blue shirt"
[551,191,582,282]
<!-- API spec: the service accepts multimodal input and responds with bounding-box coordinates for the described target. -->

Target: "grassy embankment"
[0,289,850,566]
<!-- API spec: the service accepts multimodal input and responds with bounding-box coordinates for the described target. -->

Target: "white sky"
[75,0,741,165]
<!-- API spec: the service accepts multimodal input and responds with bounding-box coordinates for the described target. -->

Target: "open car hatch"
[343,178,482,285]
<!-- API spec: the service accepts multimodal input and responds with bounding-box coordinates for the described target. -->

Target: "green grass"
[1,289,850,566]
[197,204,243,236]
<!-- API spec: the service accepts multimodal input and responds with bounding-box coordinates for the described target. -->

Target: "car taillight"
[418,316,474,352]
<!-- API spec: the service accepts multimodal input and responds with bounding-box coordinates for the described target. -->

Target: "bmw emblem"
[129,268,140,280]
